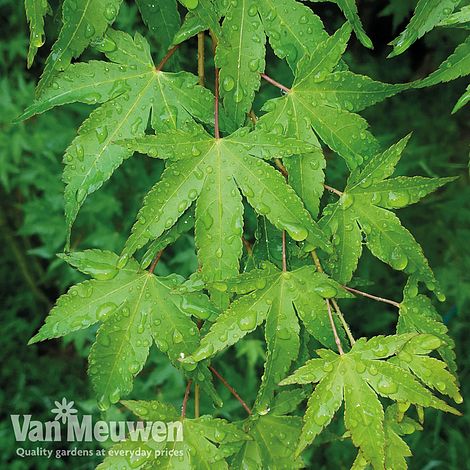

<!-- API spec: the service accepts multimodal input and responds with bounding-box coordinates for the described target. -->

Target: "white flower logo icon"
[51,398,78,423]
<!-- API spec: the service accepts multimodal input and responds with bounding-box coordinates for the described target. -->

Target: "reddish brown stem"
[326,299,344,355]
[261,73,291,93]
[156,45,178,72]
[282,231,287,272]
[148,250,164,274]
[242,236,253,256]
[181,380,192,419]
[214,66,220,138]
[324,184,343,197]
[343,285,401,308]
[210,366,252,415]
[274,158,289,178]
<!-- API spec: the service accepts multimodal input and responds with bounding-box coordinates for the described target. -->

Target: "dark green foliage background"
[0,0,468,468]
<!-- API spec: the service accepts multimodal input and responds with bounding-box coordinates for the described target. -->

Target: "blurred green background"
[0,0,468,468]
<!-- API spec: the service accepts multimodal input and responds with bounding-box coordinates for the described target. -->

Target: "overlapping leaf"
[398,282,457,373]
[258,24,405,170]
[136,0,181,64]
[98,400,249,469]
[281,334,461,466]
[18,29,220,244]
[181,263,351,412]
[307,0,373,48]
[29,250,219,410]
[351,405,422,470]
[25,0,50,68]
[413,36,470,98]
[36,0,122,95]
[388,0,462,57]
[319,135,455,293]
[120,125,331,302]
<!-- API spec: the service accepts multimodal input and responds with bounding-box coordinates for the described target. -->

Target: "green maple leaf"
[307,0,373,49]
[173,0,224,44]
[397,281,457,373]
[414,36,470,91]
[230,390,306,468]
[216,0,266,126]
[18,29,224,245]
[119,125,331,302]
[351,404,423,470]
[388,0,461,57]
[319,134,456,293]
[281,333,461,465]
[453,83,470,114]
[35,0,122,95]
[181,262,351,412]
[25,0,50,68]
[136,0,181,65]
[98,400,249,469]
[29,250,220,410]
[438,4,470,26]
[258,24,406,171]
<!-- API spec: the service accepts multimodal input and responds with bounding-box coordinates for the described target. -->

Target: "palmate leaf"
[388,0,461,57]
[414,35,470,89]
[36,0,122,95]
[453,83,470,113]
[25,0,50,68]
[398,282,457,373]
[319,135,456,294]
[438,5,470,27]
[351,404,423,470]
[173,0,224,44]
[136,0,181,64]
[98,400,249,469]
[307,0,373,49]
[119,125,331,300]
[258,24,406,170]
[18,29,221,244]
[216,0,266,126]
[182,263,352,413]
[231,415,304,469]
[29,250,220,410]
[281,334,461,466]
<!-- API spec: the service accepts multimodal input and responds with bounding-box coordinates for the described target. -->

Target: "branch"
[326,299,344,355]
[148,250,164,274]
[324,184,343,197]
[194,383,200,418]
[156,45,178,72]
[343,285,401,308]
[210,366,252,415]
[261,73,291,93]
[282,231,287,272]
[331,298,355,345]
[181,380,192,419]
[197,32,205,87]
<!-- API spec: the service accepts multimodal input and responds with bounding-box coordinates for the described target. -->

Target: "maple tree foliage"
[19,0,469,468]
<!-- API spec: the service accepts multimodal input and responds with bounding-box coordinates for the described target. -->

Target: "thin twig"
[194,383,200,418]
[274,158,288,178]
[331,298,355,345]
[282,231,287,272]
[210,366,252,415]
[148,250,164,274]
[197,32,205,87]
[242,236,253,256]
[181,380,192,419]
[324,184,343,197]
[156,45,178,72]
[261,73,291,93]
[310,250,324,273]
[343,285,401,308]
[326,299,344,355]
[248,109,257,125]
